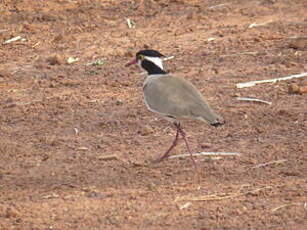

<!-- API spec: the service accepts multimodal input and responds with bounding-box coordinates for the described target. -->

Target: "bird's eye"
[138,55,144,60]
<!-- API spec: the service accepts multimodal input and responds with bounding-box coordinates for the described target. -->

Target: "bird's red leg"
[175,123,197,168]
[154,126,179,163]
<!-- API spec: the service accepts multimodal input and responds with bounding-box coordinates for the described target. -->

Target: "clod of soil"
[46,54,64,65]
[288,37,307,50]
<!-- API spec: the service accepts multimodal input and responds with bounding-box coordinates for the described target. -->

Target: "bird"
[125,49,224,165]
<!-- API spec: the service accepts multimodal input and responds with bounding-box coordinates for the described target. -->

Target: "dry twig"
[169,152,241,159]
[272,202,305,212]
[74,128,79,135]
[251,159,287,169]
[98,154,118,161]
[176,186,272,202]
[126,18,135,29]
[207,37,216,42]
[208,3,231,9]
[42,193,60,199]
[179,202,192,210]
[236,72,307,88]
[221,51,258,57]
[3,36,22,44]
[236,97,272,105]
[249,20,272,28]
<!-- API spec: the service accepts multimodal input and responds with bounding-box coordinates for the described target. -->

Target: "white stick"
[169,152,241,159]
[126,18,135,29]
[249,20,272,28]
[236,97,272,105]
[74,128,79,135]
[236,72,307,88]
[208,3,231,9]
[179,202,192,210]
[199,156,222,161]
[126,18,132,28]
[67,57,79,64]
[162,56,174,61]
[3,36,22,44]
[207,37,216,42]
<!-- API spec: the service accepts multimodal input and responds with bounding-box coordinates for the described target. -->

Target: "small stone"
[288,83,300,94]
[289,83,307,94]
[298,85,307,94]
[116,99,123,105]
[86,191,100,198]
[200,143,211,149]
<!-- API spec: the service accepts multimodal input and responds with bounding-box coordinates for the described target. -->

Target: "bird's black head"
[136,50,165,59]
[125,49,167,75]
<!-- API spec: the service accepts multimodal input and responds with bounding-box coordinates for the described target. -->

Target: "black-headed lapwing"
[126,49,224,165]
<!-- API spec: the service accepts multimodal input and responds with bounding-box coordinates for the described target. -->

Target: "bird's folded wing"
[143,76,219,123]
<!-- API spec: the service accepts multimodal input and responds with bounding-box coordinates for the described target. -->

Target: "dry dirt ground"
[0,0,306,229]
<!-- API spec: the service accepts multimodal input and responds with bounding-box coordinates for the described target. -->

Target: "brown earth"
[0,0,306,229]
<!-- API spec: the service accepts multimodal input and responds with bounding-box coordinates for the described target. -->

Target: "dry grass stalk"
[272,202,305,212]
[249,20,273,28]
[74,128,79,135]
[176,186,272,202]
[251,159,287,169]
[208,3,231,9]
[236,97,272,105]
[221,51,258,57]
[236,72,307,88]
[169,152,241,159]
[179,202,192,210]
[98,154,118,161]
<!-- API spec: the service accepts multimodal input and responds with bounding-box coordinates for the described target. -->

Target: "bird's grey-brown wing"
[143,75,220,124]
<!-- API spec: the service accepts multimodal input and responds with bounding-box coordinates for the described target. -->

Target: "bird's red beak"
[125,58,137,67]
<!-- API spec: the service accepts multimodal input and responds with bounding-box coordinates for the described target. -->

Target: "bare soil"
[0,0,306,229]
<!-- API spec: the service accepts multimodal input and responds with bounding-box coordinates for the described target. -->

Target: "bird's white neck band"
[144,56,164,70]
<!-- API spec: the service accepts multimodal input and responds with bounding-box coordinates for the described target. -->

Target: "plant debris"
[236,72,307,88]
